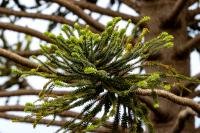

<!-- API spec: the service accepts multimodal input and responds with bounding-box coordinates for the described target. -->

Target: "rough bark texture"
[140,0,193,133]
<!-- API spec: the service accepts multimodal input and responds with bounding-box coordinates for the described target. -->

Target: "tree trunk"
[139,0,194,132]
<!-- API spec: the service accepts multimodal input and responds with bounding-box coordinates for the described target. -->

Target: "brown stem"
[175,34,200,58]
[0,48,50,73]
[188,8,200,18]
[139,96,167,118]
[16,50,43,57]
[188,0,198,7]
[70,0,140,24]
[0,89,68,97]
[0,112,110,133]
[183,73,200,96]
[162,0,187,27]
[121,0,140,13]
[171,107,196,133]
[0,7,97,33]
[134,88,200,114]
[0,22,53,43]
[0,105,113,129]
[52,0,105,31]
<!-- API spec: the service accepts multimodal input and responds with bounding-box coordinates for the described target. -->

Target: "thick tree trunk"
[139,0,194,133]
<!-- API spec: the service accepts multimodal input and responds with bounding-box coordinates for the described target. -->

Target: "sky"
[0,0,200,133]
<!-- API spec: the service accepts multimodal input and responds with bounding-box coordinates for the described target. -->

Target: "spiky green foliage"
[12,17,199,132]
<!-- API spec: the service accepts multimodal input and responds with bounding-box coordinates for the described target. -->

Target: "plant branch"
[188,8,200,18]
[171,107,196,133]
[0,7,97,33]
[185,73,200,89]
[162,0,187,26]
[139,96,167,118]
[16,50,43,57]
[188,0,198,7]
[121,0,140,13]
[134,88,200,114]
[0,105,113,129]
[70,0,140,24]
[174,34,200,57]
[0,112,110,133]
[0,22,53,43]
[52,0,105,31]
[0,48,50,73]
[0,89,68,97]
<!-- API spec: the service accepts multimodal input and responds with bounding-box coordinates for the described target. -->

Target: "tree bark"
[139,0,193,132]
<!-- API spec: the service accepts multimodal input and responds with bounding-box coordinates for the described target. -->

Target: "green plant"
[12,17,199,133]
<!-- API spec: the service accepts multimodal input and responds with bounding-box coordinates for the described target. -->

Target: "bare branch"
[188,8,200,18]
[0,105,25,112]
[185,73,200,89]
[162,0,187,26]
[71,0,140,24]
[52,0,105,31]
[188,90,200,98]
[174,34,200,58]
[0,89,68,97]
[0,22,53,43]
[0,48,50,73]
[0,112,110,133]
[134,89,200,114]
[121,0,140,13]
[0,105,113,129]
[139,96,168,118]
[171,107,196,133]
[188,0,198,7]
[0,7,97,33]
[16,50,43,57]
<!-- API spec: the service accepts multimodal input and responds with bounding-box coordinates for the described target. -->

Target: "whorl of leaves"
[12,17,198,133]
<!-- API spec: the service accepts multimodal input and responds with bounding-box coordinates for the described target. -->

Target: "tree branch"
[0,105,113,129]
[16,50,43,57]
[0,22,53,43]
[171,107,196,133]
[121,0,140,13]
[0,112,110,133]
[0,89,68,97]
[0,7,97,33]
[134,89,200,114]
[70,0,140,24]
[188,0,198,7]
[185,73,200,89]
[188,8,200,18]
[52,0,105,31]
[162,0,187,27]
[174,34,200,58]
[139,96,168,118]
[0,48,50,73]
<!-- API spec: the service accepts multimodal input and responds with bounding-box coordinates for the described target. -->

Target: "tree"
[0,0,200,133]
